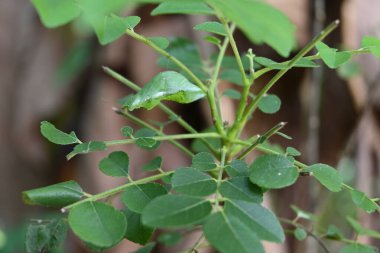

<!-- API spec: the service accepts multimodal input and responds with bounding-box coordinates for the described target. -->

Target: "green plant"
[24,1,380,253]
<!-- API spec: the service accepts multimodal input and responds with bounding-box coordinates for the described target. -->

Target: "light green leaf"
[203,35,221,45]
[338,61,361,79]
[326,225,345,240]
[192,152,217,171]
[194,21,226,36]
[157,232,182,246]
[340,243,378,253]
[291,205,318,221]
[294,228,307,241]
[135,128,160,150]
[68,202,127,249]
[258,94,281,114]
[40,121,80,145]
[316,42,352,69]
[286,147,301,157]
[225,200,285,243]
[223,89,242,100]
[346,216,380,239]
[203,212,264,253]
[361,36,380,59]
[172,168,217,196]
[143,156,162,171]
[220,177,263,203]
[249,154,298,189]
[122,183,168,213]
[225,159,249,177]
[26,218,68,253]
[207,0,296,57]
[121,126,134,137]
[142,195,212,228]
[151,1,214,16]
[124,208,154,245]
[31,0,80,28]
[306,163,342,192]
[23,180,83,207]
[148,36,170,49]
[350,189,379,213]
[255,57,318,69]
[125,71,205,110]
[97,15,141,45]
[67,141,107,160]
[130,242,156,253]
[99,151,129,177]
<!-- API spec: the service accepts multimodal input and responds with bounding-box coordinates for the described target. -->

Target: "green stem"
[229,20,340,139]
[105,132,221,146]
[114,108,194,157]
[104,67,219,156]
[214,147,227,210]
[62,171,173,211]
[237,122,286,159]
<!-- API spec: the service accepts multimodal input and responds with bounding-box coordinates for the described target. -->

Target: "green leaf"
[223,89,242,100]
[219,69,245,86]
[192,152,217,171]
[151,1,214,16]
[207,0,296,57]
[122,183,168,213]
[316,42,352,69]
[99,151,129,177]
[67,141,107,160]
[294,228,307,241]
[340,244,378,253]
[350,189,379,213]
[291,205,318,221]
[255,57,318,69]
[286,147,301,156]
[306,163,343,192]
[68,202,127,249]
[135,128,160,150]
[225,159,249,177]
[97,15,141,45]
[26,218,68,253]
[31,0,80,28]
[157,38,208,81]
[225,200,285,243]
[326,225,345,240]
[121,126,134,137]
[194,21,226,36]
[124,208,154,245]
[361,36,380,59]
[142,195,212,228]
[40,121,80,145]
[220,177,263,203]
[203,212,264,253]
[249,154,298,189]
[148,36,170,49]
[346,216,380,239]
[23,180,84,207]
[157,231,182,246]
[125,71,205,110]
[143,156,163,171]
[172,168,217,196]
[338,61,361,79]
[258,94,281,114]
[130,242,156,253]
[203,35,221,46]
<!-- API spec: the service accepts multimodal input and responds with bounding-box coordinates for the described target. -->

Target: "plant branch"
[229,20,340,139]
[214,146,227,210]
[104,67,220,156]
[62,171,173,211]
[113,108,194,156]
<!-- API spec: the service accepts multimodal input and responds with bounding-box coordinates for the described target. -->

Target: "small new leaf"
[40,121,80,145]
[294,228,307,241]
[258,94,282,114]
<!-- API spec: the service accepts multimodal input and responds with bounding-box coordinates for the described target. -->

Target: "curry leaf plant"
[24,1,380,252]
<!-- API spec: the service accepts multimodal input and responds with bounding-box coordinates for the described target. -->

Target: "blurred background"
[1,0,380,252]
